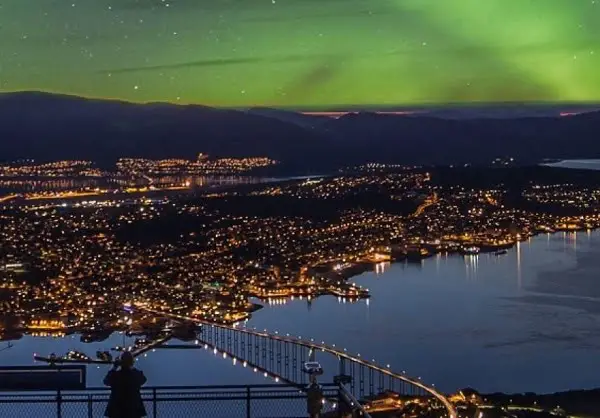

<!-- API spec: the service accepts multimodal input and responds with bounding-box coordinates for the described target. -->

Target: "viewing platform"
[0,383,369,418]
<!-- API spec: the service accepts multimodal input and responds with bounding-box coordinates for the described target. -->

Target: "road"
[0,194,19,203]
[410,192,438,218]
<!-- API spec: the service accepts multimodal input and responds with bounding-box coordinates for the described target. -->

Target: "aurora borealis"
[1,0,599,108]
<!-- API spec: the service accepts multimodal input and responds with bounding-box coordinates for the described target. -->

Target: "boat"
[96,351,113,362]
[134,338,151,348]
[461,246,480,255]
[494,250,507,256]
[66,350,90,361]
[125,330,146,337]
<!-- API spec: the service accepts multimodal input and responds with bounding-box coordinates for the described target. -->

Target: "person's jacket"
[104,368,147,418]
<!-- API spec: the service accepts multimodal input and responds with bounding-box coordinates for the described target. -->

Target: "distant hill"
[0,92,337,171]
[1,92,600,170]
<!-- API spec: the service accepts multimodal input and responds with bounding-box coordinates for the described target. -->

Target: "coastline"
[2,225,594,339]
[323,225,597,286]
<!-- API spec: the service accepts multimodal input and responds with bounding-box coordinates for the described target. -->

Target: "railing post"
[56,389,62,418]
[337,386,343,418]
[153,388,157,418]
[246,386,251,418]
[87,394,93,418]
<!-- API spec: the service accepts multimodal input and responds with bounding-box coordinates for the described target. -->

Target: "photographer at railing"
[103,352,148,418]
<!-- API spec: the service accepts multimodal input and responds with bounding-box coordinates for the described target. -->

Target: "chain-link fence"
[0,383,368,418]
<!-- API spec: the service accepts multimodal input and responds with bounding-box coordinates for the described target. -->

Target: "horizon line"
[1,89,600,114]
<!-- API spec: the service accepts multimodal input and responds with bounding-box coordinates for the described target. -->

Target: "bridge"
[141,307,457,418]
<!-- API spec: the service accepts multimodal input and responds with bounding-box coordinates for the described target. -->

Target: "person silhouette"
[103,351,147,418]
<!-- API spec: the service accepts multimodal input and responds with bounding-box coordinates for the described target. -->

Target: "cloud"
[100,53,338,75]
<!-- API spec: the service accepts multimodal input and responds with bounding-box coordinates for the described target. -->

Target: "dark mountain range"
[1,92,600,170]
[323,110,600,165]
[0,92,341,171]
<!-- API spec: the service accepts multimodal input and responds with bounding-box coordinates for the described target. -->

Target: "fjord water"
[249,231,600,393]
[3,231,600,393]
[544,159,600,170]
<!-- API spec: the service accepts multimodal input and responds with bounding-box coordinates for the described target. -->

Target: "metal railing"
[338,384,372,418]
[0,383,371,418]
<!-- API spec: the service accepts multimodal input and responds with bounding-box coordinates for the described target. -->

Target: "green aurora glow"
[0,0,599,108]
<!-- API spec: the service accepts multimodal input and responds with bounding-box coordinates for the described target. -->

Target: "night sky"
[1,0,599,108]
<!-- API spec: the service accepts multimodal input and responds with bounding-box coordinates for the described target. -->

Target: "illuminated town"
[2,161,599,333]
[0,155,278,202]
[116,154,276,176]
[1,160,599,417]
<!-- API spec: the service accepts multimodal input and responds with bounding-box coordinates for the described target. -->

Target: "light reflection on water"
[3,231,600,393]
[0,176,271,193]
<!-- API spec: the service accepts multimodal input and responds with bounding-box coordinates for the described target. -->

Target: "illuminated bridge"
[17,306,457,417]
[144,308,457,418]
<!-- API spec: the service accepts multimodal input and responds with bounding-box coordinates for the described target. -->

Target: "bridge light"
[386,364,390,368]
